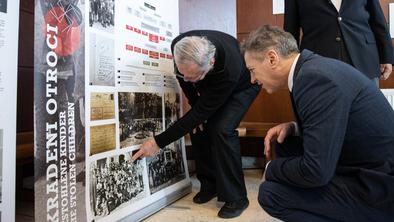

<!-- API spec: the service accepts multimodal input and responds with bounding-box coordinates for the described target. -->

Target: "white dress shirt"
[331,0,342,12]
[288,54,300,92]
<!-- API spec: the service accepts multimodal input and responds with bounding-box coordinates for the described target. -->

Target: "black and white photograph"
[89,33,115,86]
[164,92,180,129]
[89,152,146,219]
[147,140,186,194]
[89,0,114,33]
[0,0,7,13]
[118,92,163,148]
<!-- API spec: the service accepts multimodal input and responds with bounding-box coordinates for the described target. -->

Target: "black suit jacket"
[284,0,394,78]
[154,30,255,147]
[266,50,394,209]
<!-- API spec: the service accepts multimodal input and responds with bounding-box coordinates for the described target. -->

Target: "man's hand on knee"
[264,122,295,160]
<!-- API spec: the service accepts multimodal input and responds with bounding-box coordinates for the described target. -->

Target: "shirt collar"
[332,0,342,12]
[288,53,300,92]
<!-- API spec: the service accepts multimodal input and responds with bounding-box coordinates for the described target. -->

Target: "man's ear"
[267,49,279,66]
[210,58,215,66]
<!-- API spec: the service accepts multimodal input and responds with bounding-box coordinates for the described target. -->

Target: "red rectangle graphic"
[134,28,141,34]
[149,34,159,43]
[134,47,141,53]
[149,51,159,59]
[126,25,133,31]
[126,44,133,51]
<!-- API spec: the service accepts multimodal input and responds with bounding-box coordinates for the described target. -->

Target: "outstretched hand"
[131,138,160,162]
[264,122,295,160]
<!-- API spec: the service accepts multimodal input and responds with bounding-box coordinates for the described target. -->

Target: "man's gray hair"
[173,36,216,73]
[241,25,299,60]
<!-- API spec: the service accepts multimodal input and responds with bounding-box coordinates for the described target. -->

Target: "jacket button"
[335,37,341,42]
[338,16,342,22]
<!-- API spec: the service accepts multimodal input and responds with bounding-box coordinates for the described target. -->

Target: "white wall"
[179,0,237,37]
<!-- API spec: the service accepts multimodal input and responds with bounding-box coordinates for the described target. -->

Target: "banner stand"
[0,0,20,221]
[35,1,190,221]
[119,183,192,221]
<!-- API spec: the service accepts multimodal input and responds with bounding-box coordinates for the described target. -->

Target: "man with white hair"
[132,30,260,218]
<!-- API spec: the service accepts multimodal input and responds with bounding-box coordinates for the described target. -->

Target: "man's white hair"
[174,36,216,73]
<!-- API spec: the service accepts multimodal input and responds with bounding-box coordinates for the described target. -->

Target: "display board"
[35,0,190,221]
[273,0,284,14]
[0,0,19,221]
[389,3,394,38]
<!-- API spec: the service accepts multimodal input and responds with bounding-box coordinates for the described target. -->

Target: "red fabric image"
[44,6,81,57]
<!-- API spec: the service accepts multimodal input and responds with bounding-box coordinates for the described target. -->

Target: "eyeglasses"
[174,69,208,81]
[174,73,186,79]
[174,65,221,81]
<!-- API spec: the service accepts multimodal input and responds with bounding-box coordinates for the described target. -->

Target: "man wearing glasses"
[132,30,260,218]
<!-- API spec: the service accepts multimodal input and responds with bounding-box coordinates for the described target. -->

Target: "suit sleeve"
[284,0,301,45]
[367,0,394,64]
[265,72,351,188]
[154,71,239,148]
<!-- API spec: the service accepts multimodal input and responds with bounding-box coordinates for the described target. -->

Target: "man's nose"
[250,75,256,84]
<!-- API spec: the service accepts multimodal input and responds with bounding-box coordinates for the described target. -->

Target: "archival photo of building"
[146,140,185,194]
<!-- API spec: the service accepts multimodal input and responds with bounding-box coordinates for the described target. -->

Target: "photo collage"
[86,0,187,220]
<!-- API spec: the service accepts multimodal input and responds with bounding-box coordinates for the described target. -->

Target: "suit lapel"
[339,0,344,13]
[291,50,316,132]
[327,0,341,13]
[293,50,313,81]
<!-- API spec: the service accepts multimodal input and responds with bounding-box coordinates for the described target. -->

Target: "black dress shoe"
[192,191,217,204]
[218,198,249,219]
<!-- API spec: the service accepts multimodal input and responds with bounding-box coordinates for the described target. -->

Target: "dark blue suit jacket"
[284,0,394,78]
[266,50,394,209]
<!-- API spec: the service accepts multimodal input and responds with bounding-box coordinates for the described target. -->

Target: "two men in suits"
[284,0,394,82]
[242,25,394,221]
